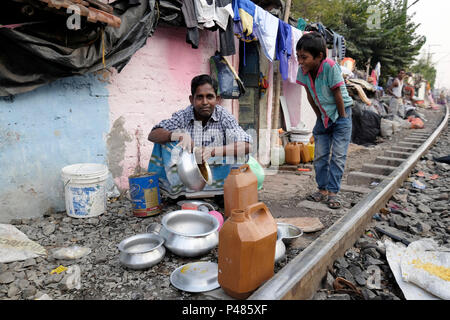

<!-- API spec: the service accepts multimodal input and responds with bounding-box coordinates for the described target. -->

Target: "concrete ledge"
[361,164,397,175]
[296,200,344,214]
[347,172,387,186]
[384,150,413,159]
[374,156,405,166]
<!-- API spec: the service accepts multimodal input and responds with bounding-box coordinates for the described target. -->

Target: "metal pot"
[177,149,212,191]
[118,233,165,270]
[147,210,219,257]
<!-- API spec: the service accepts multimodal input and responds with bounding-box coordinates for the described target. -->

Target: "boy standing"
[296,32,353,209]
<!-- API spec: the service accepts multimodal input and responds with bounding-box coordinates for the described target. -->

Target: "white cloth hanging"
[195,0,216,28]
[253,5,279,62]
[287,26,303,83]
[214,0,234,30]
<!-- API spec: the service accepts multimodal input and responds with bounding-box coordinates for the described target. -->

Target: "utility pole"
[271,0,292,148]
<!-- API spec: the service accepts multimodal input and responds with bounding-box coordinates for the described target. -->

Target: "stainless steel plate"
[176,200,216,212]
[170,262,220,293]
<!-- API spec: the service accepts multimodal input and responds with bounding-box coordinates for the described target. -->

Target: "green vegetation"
[291,0,426,85]
[411,53,437,87]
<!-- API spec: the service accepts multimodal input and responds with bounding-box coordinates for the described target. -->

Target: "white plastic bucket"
[61,163,109,218]
[290,133,311,144]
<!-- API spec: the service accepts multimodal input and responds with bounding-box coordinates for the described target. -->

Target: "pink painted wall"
[283,80,316,133]
[107,26,220,190]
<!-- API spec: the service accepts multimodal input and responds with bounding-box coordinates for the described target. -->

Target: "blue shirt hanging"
[276,20,292,81]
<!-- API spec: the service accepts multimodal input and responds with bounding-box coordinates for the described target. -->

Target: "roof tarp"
[0,0,158,96]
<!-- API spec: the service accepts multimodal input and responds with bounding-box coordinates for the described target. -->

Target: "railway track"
[249,104,449,300]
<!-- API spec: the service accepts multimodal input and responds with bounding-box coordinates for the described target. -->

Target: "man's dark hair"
[296,31,327,59]
[191,74,218,96]
[399,69,406,74]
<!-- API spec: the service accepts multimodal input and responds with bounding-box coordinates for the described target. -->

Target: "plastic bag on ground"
[352,102,381,145]
[52,246,91,260]
[385,239,449,300]
[0,224,47,263]
[400,239,450,300]
[408,117,425,129]
[380,119,393,138]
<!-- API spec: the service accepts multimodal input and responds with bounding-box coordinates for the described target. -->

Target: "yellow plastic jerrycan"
[307,142,315,161]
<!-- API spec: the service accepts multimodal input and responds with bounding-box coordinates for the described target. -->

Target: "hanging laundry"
[217,0,236,56]
[233,0,257,42]
[332,32,346,61]
[287,26,303,83]
[305,23,333,44]
[214,0,233,30]
[375,62,381,81]
[253,5,279,62]
[297,18,307,31]
[195,0,216,29]
[276,20,292,81]
[181,0,200,49]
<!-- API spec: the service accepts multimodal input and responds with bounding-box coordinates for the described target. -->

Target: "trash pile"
[341,60,436,147]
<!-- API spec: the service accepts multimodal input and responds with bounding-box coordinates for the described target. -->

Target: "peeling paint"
[106,116,133,182]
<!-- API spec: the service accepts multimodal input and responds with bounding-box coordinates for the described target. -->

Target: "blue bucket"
[128,172,162,217]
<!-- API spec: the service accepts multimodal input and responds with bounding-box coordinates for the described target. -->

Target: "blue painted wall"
[0,74,109,222]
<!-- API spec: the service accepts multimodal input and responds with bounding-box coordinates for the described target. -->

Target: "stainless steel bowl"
[118,233,165,270]
[147,210,219,257]
[277,223,303,245]
[177,149,212,192]
[170,262,220,293]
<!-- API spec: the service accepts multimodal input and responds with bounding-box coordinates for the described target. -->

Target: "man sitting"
[148,74,252,198]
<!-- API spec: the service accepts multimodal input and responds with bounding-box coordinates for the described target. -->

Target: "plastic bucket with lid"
[61,163,109,218]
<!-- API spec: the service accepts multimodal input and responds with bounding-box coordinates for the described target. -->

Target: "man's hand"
[194,146,215,164]
[171,132,193,152]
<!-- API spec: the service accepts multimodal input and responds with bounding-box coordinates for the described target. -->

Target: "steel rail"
[249,105,449,300]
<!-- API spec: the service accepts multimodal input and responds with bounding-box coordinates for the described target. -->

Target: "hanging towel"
[287,26,303,83]
[276,20,292,81]
[215,0,233,30]
[253,5,279,62]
